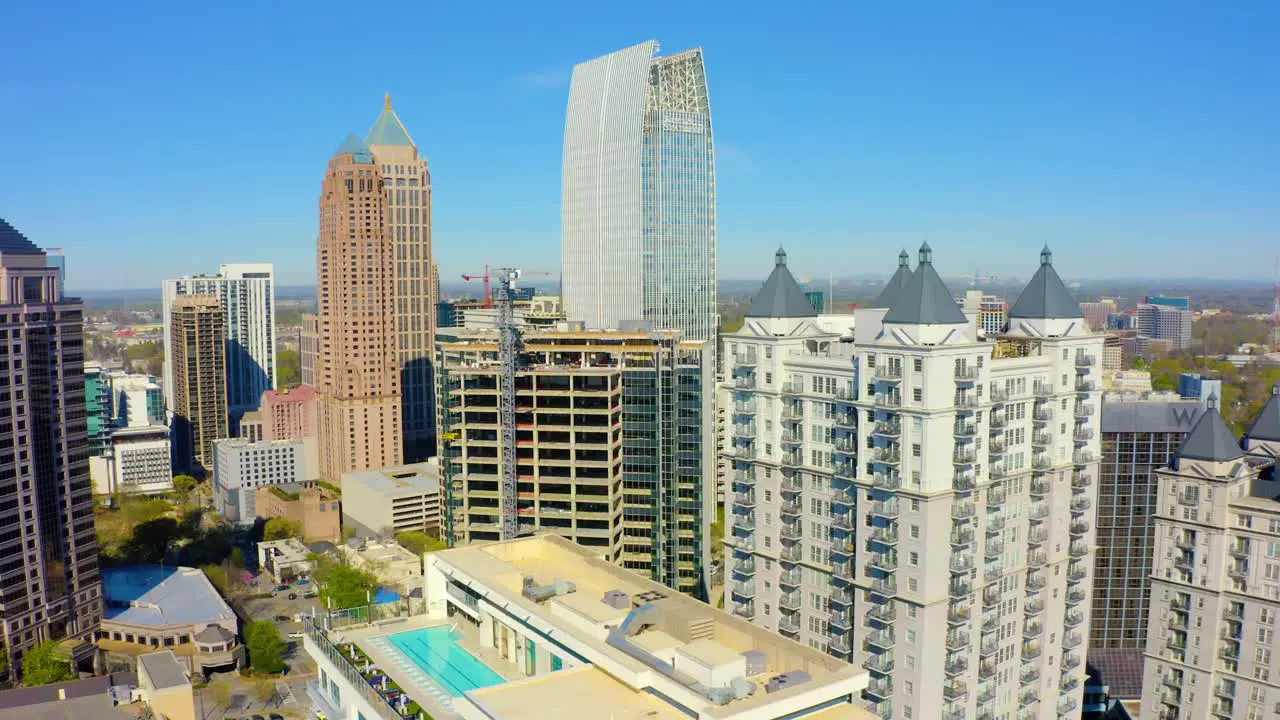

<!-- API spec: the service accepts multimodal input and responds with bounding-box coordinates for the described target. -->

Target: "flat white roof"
[343,462,440,497]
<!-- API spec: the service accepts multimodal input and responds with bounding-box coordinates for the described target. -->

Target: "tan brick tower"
[316,134,402,480]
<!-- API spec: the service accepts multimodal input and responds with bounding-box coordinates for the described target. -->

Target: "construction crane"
[461,265,552,307]
[459,267,536,540]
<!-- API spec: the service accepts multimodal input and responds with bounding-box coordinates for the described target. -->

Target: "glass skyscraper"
[562,40,716,343]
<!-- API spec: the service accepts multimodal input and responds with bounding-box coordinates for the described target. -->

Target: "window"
[909,551,919,566]
[913,358,922,372]
[765,347,772,358]
[912,388,922,402]
[912,443,921,457]
[910,525,920,539]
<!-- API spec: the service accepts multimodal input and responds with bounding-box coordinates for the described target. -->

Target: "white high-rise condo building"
[722,244,1104,719]
[162,263,276,416]
[1139,388,1280,720]
[562,40,716,343]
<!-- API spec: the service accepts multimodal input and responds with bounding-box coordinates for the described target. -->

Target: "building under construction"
[435,326,711,599]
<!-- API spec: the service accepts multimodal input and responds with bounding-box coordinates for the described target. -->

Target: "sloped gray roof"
[872,250,913,308]
[883,243,967,325]
[746,248,816,319]
[1177,404,1243,462]
[1008,246,1080,319]
[1246,385,1280,442]
[193,624,233,643]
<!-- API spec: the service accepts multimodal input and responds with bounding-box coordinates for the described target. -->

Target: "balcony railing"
[781,379,804,395]
[874,365,903,382]
[872,472,901,490]
[874,394,902,408]
[956,365,979,381]
[873,419,901,437]
[869,499,900,520]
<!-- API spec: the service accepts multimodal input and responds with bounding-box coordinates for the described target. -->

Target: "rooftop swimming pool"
[386,626,505,697]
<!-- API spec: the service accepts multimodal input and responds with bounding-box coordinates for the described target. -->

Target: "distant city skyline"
[3,4,1277,289]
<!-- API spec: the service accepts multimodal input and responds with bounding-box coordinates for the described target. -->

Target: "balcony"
[983,586,1002,605]
[986,513,1007,532]
[868,601,895,623]
[873,394,902,408]
[1027,548,1047,567]
[870,527,899,545]
[943,680,968,701]
[864,653,894,674]
[990,386,1009,403]
[951,527,975,547]
[779,592,801,611]
[954,447,977,465]
[1033,382,1055,397]
[780,523,802,540]
[872,419,901,438]
[1032,454,1052,470]
[872,472,901,490]
[948,603,971,624]
[945,654,969,676]
[1032,431,1051,447]
[735,375,757,390]
[1065,610,1084,628]
[1025,597,1045,616]
[957,394,982,409]
[1075,378,1096,392]
[1057,697,1079,716]
[1073,450,1096,465]
[1028,504,1050,522]
[1021,668,1041,686]
[733,557,756,576]
[1075,354,1095,367]
[781,379,804,395]
[781,404,804,420]
[733,492,756,509]
[1072,471,1090,489]
[950,579,973,599]
[865,628,895,652]
[733,602,754,619]
[1064,631,1082,649]
[734,445,757,459]
[1062,676,1080,693]
[734,399,757,415]
[778,616,800,636]
[832,514,855,531]
[954,422,977,437]
[834,386,857,402]
[1022,641,1042,660]
[735,514,757,531]
[1070,520,1090,536]
[1070,496,1092,513]
[951,554,974,573]
[953,501,976,520]
[780,429,803,445]
[1067,588,1086,605]
[1068,563,1087,582]
[946,629,970,650]
[1075,402,1095,417]
[1174,534,1196,551]
[831,561,853,581]
[872,446,900,465]
[780,452,802,467]
[834,412,856,428]
[980,638,1000,658]
[780,474,802,492]
[869,499,900,520]
[990,464,1009,479]
[956,365,979,381]
[868,552,898,574]
[735,468,757,485]
[978,659,997,680]
[731,581,756,599]
[864,677,892,702]
[830,539,855,559]
[828,635,851,654]
[1026,572,1047,591]
[989,412,1007,428]
[1074,427,1095,442]
[874,365,903,383]
[868,578,897,598]
[1231,541,1250,559]
[1063,652,1082,671]
[780,500,802,517]
[1033,406,1054,423]
[732,424,759,442]
[779,568,802,588]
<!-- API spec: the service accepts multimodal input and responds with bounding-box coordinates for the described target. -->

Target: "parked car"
[303,591,318,599]
[288,632,304,639]
[274,615,291,622]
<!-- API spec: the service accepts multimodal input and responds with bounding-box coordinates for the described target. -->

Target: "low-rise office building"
[337,538,421,590]
[341,461,442,538]
[96,566,242,676]
[136,650,195,720]
[257,538,314,583]
[254,481,342,542]
[212,437,312,525]
[303,534,872,720]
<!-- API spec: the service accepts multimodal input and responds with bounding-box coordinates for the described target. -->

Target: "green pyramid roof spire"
[334,133,373,163]
[366,93,415,148]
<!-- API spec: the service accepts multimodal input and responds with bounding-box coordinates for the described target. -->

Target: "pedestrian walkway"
[277,680,296,706]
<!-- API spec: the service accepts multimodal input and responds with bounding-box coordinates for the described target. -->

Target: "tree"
[21,641,72,686]
[263,517,302,541]
[172,474,198,497]
[276,349,301,389]
[395,530,447,556]
[229,547,246,569]
[244,621,286,675]
[321,565,378,610]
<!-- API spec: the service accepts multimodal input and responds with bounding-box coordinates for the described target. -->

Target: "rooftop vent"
[765,671,811,694]
[522,575,577,603]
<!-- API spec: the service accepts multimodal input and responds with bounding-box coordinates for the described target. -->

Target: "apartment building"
[436,327,711,598]
[1138,393,1280,719]
[980,294,1008,336]
[723,245,1103,719]
[169,295,227,470]
[1136,302,1192,351]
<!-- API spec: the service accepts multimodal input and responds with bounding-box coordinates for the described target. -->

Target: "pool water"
[387,626,506,697]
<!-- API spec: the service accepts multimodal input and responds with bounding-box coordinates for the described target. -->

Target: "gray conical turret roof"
[746,248,816,319]
[1008,246,1080,319]
[883,243,966,325]
[1246,384,1280,442]
[1176,401,1244,463]
[873,249,913,308]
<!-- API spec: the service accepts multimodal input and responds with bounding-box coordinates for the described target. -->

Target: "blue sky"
[2,2,1277,290]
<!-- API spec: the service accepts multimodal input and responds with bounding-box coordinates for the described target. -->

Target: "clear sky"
[2,2,1277,290]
